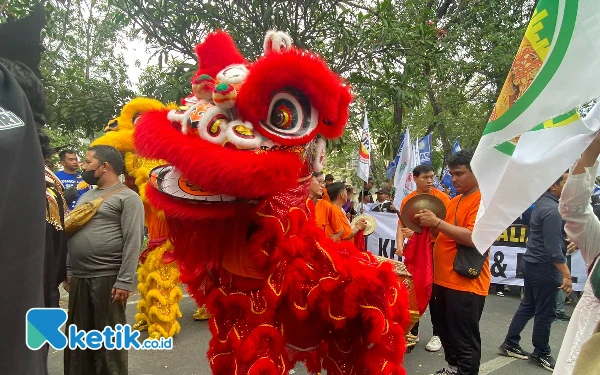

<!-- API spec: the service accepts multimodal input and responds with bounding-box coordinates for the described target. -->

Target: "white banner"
[357,113,371,183]
[393,128,416,208]
[365,211,587,291]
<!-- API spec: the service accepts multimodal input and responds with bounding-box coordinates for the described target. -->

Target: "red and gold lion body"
[134,30,409,375]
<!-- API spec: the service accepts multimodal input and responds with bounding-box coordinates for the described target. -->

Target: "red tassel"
[403,228,433,315]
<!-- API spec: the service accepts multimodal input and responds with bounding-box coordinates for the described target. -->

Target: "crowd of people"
[309,148,600,375]
[2,7,599,375]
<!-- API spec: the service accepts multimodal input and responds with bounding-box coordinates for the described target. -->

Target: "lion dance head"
[134,30,352,271]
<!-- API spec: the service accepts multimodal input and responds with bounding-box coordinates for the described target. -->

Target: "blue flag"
[386,132,405,179]
[440,139,461,197]
[418,134,432,165]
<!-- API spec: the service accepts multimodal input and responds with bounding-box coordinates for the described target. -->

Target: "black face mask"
[81,168,102,185]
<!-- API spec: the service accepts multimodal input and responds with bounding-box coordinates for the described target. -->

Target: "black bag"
[454,244,489,279]
[452,196,489,279]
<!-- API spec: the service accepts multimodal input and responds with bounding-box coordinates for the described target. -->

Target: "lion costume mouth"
[149,165,238,203]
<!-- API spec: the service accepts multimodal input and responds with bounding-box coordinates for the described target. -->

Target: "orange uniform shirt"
[315,201,332,236]
[433,190,490,296]
[330,204,353,241]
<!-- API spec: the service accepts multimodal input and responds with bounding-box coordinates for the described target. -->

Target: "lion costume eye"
[260,89,318,140]
[198,106,230,144]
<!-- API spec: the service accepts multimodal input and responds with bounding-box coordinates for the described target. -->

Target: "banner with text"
[365,212,587,291]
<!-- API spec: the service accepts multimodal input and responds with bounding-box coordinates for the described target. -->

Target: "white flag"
[393,128,416,208]
[472,0,600,253]
[357,113,371,183]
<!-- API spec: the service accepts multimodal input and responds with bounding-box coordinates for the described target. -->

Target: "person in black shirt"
[370,189,398,213]
[0,5,49,374]
[499,172,572,371]
[591,195,600,220]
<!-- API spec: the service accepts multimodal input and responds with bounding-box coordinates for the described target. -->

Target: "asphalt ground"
[48,286,574,375]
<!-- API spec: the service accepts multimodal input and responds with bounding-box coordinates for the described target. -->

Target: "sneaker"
[426,336,442,352]
[497,291,505,297]
[498,342,530,360]
[528,353,556,371]
[434,368,457,375]
[555,311,571,321]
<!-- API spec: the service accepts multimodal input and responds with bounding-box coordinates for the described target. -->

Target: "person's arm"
[416,209,475,247]
[540,207,573,292]
[559,132,600,265]
[343,220,366,240]
[395,222,405,257]
[114,194,144,293]
[435,219,475,247]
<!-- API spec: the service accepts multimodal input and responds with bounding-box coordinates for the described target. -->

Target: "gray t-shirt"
[67,183,144,291]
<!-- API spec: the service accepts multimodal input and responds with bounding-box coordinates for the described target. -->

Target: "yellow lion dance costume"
[91,98,201,339]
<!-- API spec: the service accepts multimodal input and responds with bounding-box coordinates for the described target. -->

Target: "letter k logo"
[26,308,68,350]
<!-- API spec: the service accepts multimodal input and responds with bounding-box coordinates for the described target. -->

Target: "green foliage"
[2,0,135,139]
[137,59,196,103]
[3,0,538,183]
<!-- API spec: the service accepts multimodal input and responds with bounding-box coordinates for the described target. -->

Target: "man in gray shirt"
[63,145,144,375]
[499,172,573,372]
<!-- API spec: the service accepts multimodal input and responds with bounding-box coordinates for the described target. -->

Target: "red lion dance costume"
[134,30,410,375]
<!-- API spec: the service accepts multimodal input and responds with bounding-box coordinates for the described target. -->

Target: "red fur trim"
[135,110,303,199]
[193,30,247,80]
[247,357,281,375]
[236,49,352,144]
[239,325,285,362]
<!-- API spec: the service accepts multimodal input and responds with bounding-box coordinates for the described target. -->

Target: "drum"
[373,255,420,351]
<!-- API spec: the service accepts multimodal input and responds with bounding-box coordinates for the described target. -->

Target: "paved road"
[49,287,574,375]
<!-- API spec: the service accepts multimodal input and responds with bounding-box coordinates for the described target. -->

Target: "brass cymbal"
[351,214,377,236]
[400,194,447,233]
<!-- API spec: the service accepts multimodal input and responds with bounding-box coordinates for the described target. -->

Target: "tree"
[2,0,135,138]
[108,0,536,182]
[351,0,537,173]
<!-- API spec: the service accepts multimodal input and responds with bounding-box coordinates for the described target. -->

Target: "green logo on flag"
[483,0,578,147]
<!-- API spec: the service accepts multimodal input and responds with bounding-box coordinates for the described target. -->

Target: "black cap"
[325,174,334,181]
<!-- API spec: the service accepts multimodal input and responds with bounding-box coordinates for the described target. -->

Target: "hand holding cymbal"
[400,194,447,233]
[351,214,377,235]
[355,219,367,231]
[414,209,440,228]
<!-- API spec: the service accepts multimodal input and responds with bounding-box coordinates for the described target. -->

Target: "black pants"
[433,284,486,375]
[64,276,128,375]
[410,291,438,336]
[504,260,561,356]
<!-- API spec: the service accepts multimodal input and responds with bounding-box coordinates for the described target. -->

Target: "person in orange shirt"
[396,164,451,256]
[414,150,489,375]
[327,182,366,242]
[395,164,451,352]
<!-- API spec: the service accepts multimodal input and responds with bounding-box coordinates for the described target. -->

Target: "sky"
[121,37,152,90]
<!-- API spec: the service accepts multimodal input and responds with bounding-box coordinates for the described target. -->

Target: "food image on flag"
[471,0,600,253]
[490,7,553,123]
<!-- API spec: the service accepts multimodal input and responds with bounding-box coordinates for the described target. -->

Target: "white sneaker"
[426,335,442,352]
